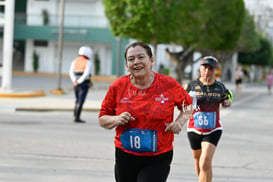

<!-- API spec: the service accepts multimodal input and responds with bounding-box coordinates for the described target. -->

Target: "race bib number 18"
[120,128,157,153]
[193,112,216,129]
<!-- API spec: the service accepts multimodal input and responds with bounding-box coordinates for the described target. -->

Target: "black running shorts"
[187,130,222,150]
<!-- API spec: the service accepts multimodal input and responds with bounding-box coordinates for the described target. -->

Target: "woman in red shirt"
[99,42,192,182]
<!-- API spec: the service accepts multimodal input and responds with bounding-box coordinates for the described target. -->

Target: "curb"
[13,71,118,83]
[15,107,101,112]
[0,71,114,98]
[0,90,46,98]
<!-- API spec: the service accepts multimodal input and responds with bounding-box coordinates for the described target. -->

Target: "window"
[34,40,48,47]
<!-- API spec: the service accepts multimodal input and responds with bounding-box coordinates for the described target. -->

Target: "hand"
[222,99,231,107]
[165,121,182,134]
[114,112,135,126]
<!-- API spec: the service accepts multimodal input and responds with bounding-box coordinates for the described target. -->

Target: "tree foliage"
[103,0,246,81]
[177,0,245,51]
[103,0,188,45]
[103,0,245,51]
[202,0,245,51]
[237,10,260,53]
[238,35,273,66]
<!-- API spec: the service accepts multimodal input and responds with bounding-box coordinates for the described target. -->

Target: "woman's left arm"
[165,109,192,134]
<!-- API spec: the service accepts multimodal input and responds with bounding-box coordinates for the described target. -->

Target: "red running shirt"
[99,72,192,156]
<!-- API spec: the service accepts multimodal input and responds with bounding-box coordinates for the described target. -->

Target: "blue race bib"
[120,128,157,153]
[193,112,216,129]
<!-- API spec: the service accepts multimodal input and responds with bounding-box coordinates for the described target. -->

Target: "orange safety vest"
[73,56,88,73]
[73,56,91,81]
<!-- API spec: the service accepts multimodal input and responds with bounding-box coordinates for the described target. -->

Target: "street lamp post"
[56,0,65,92]
[1,0,15,92]
[116,37,121,77]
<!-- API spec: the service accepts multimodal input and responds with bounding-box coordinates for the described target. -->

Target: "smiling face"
[125,45,154,78]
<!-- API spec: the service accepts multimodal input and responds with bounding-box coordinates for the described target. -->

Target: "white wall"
[27,0,108,27]
[23,0,113,75]
[27,0,58,25]
[24,39,33,72]
[24,40,114,75]
[93,43,112,75]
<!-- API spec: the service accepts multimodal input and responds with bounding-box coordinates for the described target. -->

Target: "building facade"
[1,0,129,76]
[3,0,266,81]
[244,0,273,42]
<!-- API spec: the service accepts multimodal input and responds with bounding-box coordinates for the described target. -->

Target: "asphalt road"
[0,83,273,182]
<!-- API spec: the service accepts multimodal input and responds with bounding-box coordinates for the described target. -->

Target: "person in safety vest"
[69,46,93,123]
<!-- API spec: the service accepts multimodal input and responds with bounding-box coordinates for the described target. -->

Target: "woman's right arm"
[99,112,135,130]
[99,115,119,130]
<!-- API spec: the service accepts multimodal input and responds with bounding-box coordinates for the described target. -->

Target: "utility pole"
[116,37,121,77]
[56,0,65,92]
[1,0,15,92]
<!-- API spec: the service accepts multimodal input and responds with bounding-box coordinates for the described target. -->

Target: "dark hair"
[124,42,153,61]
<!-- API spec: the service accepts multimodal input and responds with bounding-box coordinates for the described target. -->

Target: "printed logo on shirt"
[120,97,131,103]
[155,94,169,104]
[195,85,201,90]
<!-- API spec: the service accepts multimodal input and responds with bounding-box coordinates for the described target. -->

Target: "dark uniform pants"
[74,80,90,106]
[74,80,90,120]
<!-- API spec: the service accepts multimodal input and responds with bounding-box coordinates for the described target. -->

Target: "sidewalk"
[0,72,267,112]
[0,72,113,112]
